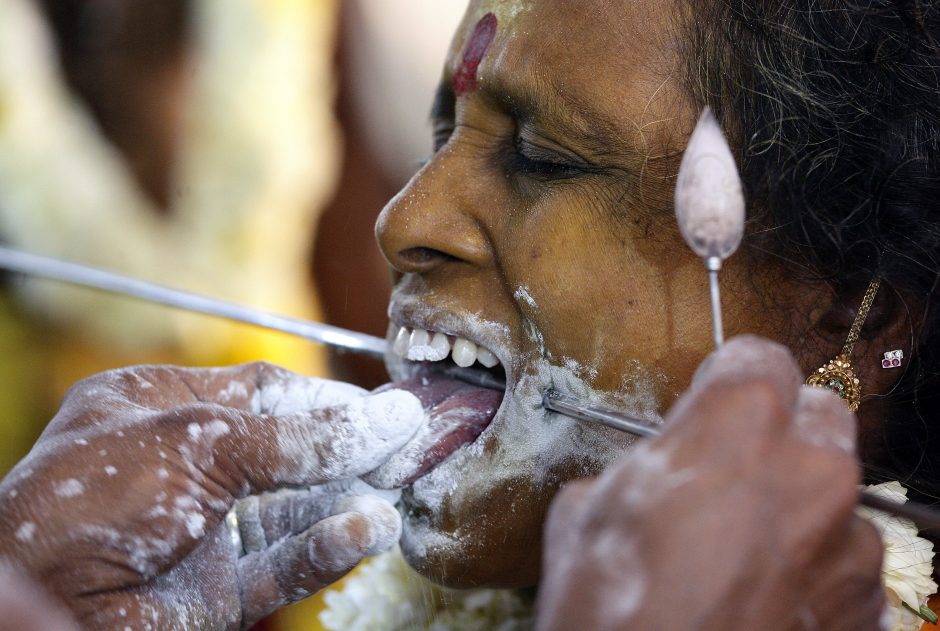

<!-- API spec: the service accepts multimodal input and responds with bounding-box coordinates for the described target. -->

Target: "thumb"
[214,389,427,494]
[236,495,401,627]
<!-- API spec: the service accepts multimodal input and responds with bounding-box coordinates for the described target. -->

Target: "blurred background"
[0,0,465,628]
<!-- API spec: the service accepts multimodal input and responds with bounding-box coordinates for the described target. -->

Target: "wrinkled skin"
[0,363,420,629]
[377,0,900,588]
[537,337,885,631]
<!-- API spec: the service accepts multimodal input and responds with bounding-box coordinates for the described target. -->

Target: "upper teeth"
[393,326,500,369]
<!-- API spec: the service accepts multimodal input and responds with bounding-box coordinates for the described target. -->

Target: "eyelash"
[507,143,585,180]
[429,125,589,180]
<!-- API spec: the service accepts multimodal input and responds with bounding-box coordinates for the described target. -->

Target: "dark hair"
[680,1,940,504]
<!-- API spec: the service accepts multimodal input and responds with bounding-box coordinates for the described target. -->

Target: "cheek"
[502,209,709,395]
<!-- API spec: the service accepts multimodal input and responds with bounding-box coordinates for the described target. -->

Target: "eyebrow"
[429,70,680,170]
[515,77,664,166]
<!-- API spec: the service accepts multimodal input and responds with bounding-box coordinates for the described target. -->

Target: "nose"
[375,159,494,275]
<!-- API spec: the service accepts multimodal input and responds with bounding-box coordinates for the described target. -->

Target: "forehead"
[447,0,691,145]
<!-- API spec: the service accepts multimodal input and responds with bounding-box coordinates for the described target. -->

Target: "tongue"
[360,373,504,489]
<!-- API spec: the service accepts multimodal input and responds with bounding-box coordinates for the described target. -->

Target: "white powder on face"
[399,516,458,561]
[73,438,88,446]
[362,402,485,490]
[15,521,35,542]
[513,286,539,311]
[385,293,663,569]
[54,478,85,498]
[104,465,118,476]
[404,358,650,519]
[398,343,662,568]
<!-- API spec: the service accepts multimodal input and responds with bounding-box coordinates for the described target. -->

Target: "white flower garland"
[321,482,936,631]
[319,549,533,631]
[859,482,938,631]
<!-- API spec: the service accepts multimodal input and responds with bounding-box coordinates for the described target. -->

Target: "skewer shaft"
[0,246,388,359]
[706,256,724,348]
[542,389,659,438]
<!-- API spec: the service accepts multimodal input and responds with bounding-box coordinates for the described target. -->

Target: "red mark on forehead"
[452,12,498,97]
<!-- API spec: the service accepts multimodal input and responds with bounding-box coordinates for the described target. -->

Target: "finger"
[234,482,397,554]
[689,335,803,402]
[542,478,595,579]
[665,335,803,439]
[791,385,857,454]
[170,363,366,412]
[252,365,367,415]
[234,488,338,554]
[0,565,79,631]
[805,516,885,631]
[174,389,426,496]
[236,495,401,627]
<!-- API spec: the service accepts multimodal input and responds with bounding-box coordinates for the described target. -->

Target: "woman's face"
[376,0,790,587]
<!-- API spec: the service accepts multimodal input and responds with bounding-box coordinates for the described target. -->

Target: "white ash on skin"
[382,301,664,573]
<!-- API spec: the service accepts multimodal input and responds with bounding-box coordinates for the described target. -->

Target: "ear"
[799,280,913,413]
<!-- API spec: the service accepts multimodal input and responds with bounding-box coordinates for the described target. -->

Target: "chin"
[397,467,548,589]
[393,399,619,589]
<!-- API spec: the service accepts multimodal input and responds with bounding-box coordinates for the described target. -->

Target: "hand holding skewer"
[538,336,887,631]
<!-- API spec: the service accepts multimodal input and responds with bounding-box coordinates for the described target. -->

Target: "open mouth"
[360,324,508,489]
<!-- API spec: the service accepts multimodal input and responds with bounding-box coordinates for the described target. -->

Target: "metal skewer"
[706,257,724,347]
[674,108,745,350]
[542,389,659,438]
[0,245,388,359]
[2,245,937,530]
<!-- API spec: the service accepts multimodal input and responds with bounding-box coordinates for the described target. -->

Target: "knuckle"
[682,378,790,430]
[252,361,295,386]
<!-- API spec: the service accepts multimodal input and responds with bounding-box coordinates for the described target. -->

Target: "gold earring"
[805,278,881,412]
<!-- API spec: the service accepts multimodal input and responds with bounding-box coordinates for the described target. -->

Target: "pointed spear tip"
[674,106,745,261]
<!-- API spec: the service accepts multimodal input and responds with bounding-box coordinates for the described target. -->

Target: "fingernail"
[354,390,425,440]
[334,495,402,556]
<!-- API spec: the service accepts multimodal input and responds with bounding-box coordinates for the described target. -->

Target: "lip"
[368,294,517,490]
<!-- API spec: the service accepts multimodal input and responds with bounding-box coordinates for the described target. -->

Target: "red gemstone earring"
[805,278,881,412]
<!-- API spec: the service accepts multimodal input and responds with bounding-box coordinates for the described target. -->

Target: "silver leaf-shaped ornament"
[674,108,745,260]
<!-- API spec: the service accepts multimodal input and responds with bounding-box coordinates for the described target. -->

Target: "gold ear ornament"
[805,278,881,412]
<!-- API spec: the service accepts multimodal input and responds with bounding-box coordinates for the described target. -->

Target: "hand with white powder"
[0,362,425,630]
[536,336,886,631]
